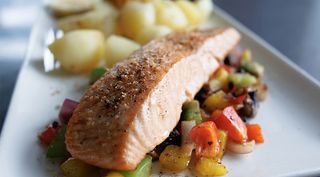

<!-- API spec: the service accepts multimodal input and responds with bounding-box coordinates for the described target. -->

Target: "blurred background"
[0,0,320,128]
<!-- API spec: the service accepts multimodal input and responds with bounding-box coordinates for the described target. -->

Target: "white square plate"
[0,7,319,177]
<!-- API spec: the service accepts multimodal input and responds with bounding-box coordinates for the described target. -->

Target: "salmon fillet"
[66,28,241,170]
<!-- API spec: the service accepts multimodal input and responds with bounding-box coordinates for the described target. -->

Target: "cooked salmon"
[66,28,241,170]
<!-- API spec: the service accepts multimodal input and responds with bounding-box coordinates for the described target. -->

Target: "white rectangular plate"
[0,7,320,177]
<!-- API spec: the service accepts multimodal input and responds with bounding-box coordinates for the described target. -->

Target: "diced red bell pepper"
[189,121,220,158]
[246,124,264,143]
[210,106,247,143]
[39,126,59,146]
[214,64,235,74]
[227,94,246,104]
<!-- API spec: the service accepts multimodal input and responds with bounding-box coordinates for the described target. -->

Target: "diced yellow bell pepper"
[241,49,252,62]
[216,130,228,161]
[195,157,228,176]
[61,158,96,177]
[215,68,229,84]
[104,172,124,177]
[159,145,191,172]
[203,91,230,112]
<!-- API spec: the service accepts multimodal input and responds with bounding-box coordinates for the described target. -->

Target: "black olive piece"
[224,56,231,65]
[238,91,259,119]
[150,129,181,160]
[248,90,257,103]
[52,121,59,128]
[195,84,211,103]
[228,81,234,91]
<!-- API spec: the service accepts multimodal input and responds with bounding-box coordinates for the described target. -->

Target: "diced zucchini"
[240,60,264,77]
[228,73,257,87]
[118,156,152,177]
[61,158,96,177]
[203,91,229,112]
[181,100,202,124]
[89,67,107,84]
[46,126,67,158]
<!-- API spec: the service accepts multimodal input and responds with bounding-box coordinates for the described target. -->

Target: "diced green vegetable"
[118,156,152,177]
[61,158,96,177]
[46,126,67,158]
[240,60,264,77]
[228,73,257,87]
[181,100,202,124]
[203,91,229,112]
[89,67,107,84]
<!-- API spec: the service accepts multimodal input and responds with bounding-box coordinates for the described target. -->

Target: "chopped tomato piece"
[218,64,235,73]
[210,106,247,143]
[189,121,220,158]
[246,124,264,143]
[227,94,246,104]
[39,126,59,145]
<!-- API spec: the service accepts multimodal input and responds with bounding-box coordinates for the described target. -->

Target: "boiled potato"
[136,25,171,44]
[49,30,105,73]
[57,11,118,37]
[93,0,118,16]
[104,35,141,67]
[48,0,94,17]
[57,1,118,36]
[195,0,214,20]
[152,0,188,30]
[118,1,156,39]
[176,0,202,26]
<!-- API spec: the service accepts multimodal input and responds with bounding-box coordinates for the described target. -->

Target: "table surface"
[0,0,320,130]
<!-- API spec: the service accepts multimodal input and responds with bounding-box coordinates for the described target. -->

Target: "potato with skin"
[104,35,141,67]
[135,25,171,45]
[118,1,156,39]
[49,30,105,73]
[152,0,188,30]
[175,0,202,26]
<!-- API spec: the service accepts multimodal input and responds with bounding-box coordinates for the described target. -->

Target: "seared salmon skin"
[66,28,240,170]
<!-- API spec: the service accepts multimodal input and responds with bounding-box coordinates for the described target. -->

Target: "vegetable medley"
[39,47,267,177]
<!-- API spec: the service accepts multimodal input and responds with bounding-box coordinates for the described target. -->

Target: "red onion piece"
[59,99,79,124]
[181,120,196,147]
[227,140,255,154]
